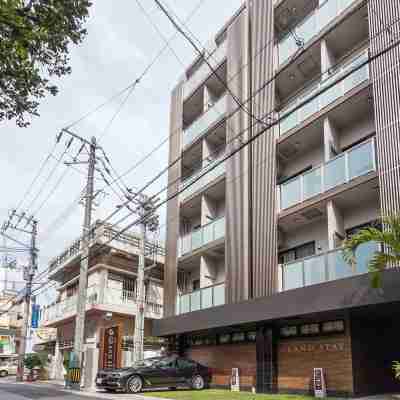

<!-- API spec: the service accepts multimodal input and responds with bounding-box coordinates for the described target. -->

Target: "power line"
[33,36,400,292]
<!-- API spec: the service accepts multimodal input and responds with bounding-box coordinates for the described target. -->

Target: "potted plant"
[24,353,44,381]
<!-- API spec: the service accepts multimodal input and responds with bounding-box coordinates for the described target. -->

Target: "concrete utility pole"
[17,219,38,381]
[132,194,159,363]
[1,211,38,382]
[66,133,97,389]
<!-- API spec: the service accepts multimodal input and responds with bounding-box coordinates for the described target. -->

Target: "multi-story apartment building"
[154,0,400,396]
[40,221,164,387]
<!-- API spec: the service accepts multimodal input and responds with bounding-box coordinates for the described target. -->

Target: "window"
[247,331,257,342]
[231,332,246,343]
[279,242,316,264]
[322,320,345,333]
[218,334,231,344]
[155,357,177,369]
[177,358,196,369]
[280,326,297,337]
[300,323,320,335]
[192,279,200,291]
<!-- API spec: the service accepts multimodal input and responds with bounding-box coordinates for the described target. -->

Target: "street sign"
[313,368,327,398]
[31,304,40,329]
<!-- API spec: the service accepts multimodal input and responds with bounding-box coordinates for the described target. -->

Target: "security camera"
[104,312,113,321]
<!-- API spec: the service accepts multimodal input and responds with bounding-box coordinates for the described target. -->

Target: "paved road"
[0,380,166,400]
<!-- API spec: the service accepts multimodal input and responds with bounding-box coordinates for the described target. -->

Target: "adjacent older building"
[154,0,400,396]
[40,221,164,387]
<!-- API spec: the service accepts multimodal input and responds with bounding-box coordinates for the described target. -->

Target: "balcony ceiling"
[324,4,369,59]
[276,42,321,103]
[182,141,202,175]
[278,119,323,163]
[275,0,318,39]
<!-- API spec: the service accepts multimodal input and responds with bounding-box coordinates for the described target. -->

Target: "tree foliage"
[24,352,45,371]
[343,215,400,288]
[0,0,91,127]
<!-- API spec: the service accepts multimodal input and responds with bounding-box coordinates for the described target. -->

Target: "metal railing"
[278,0,357,65]
[280,242,379,291]
[279,138,376,210]
[279,48,369,136]
[48,222,165,273]
[183,94,227,148]
[176,282,225,315]
[183,40,227,99]
[179,217,225,257]
[180,153,226,201]
[40,285,163,324]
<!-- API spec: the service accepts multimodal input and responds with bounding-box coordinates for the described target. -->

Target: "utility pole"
[131,194,159,362]
[1,211,38,382]
[61,130,97,389]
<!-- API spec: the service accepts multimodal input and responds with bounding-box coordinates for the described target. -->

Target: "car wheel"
[0,370,8,377]
[126,375,143,393]
[191,374,205,390]
[169,387,177,391]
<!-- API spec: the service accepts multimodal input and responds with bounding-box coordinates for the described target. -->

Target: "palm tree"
[342,214,400,288]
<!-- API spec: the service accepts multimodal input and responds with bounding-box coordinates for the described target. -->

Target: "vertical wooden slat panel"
[164,83,183,317]
[248,0,278,298]
[225,9,252,304]
[368,0,400,216]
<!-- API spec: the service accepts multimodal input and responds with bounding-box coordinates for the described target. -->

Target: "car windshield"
[131,358,160,368]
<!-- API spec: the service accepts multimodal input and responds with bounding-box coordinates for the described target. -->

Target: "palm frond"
[368,251,400,288]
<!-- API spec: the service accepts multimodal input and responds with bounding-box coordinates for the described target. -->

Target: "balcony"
[277,0,357,65]
[179,217,225,257]
[183,94,227,149]
[280,242,378,291]
[279,49,369,136]
[180,155,226,202]
[48,222,165,278]
[183,40,227,99]
[279,138,375,210]
[176,283,225,315]
[40,285,163,326]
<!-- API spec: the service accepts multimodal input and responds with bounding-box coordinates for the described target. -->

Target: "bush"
[24,353,44,372]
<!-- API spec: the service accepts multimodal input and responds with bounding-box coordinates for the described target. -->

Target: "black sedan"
[95,355,212,393]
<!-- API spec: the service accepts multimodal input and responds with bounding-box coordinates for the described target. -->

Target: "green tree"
[24,352,44,371]
[343,215,400,288]
[0,0,91,127]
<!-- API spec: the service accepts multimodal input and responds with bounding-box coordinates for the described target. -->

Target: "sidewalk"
[0,376,171,400]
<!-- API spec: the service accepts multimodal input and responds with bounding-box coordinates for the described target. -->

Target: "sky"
[0,0,243,303]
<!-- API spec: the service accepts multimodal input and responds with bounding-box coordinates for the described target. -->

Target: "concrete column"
[201,194,218,226]
[321,39,336,78]
[324,117,340,162]
[200,255,217,288]
[51,337,63,380]
[98,268,108,304]
[327,200,345,250]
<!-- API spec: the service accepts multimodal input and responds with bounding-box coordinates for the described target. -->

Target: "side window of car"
[177,358,196,370]
[157,357,176,369]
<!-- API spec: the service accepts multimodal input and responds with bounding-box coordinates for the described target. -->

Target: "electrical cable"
[32,35,400,292]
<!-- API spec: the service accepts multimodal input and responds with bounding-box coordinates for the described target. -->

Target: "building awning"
[153,269,400,337]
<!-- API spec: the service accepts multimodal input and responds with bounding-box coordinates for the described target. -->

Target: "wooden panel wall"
[187,344,256,388]
[368,1,400,216]
[225,9,252,303]
[248,0,278,298]
[278,333,354,395]
[164,83,183,317]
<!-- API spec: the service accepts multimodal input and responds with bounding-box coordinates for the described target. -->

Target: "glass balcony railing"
[180,155,226,202]
[176,283,225,315]
[281,242,379,291]
[278,0,357,65]
[279,138,376,210]
[184,40,227,99]
[180,217,225,257]
[279,49,369,136]
[183,94,227,148]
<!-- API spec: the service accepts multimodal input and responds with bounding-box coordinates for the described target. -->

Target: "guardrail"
[280,242,378,291]
[176,283,225,315]
[279,138,376,210]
